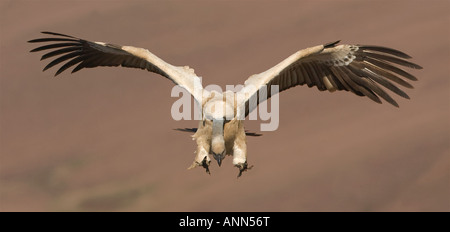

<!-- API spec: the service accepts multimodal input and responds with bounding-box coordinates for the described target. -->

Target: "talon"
[236,161,253,178]
[188,156,211,175]
[201,156,211,175]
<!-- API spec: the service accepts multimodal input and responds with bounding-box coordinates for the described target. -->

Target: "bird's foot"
[188,156,211,175]
[201,156,211,175]
[235,161,253,178]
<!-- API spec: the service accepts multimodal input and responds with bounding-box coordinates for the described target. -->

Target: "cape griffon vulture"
[28,32,421,177]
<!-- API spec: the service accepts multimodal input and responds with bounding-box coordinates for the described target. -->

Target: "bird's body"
[189,89,250,176]
[28,32,421,177]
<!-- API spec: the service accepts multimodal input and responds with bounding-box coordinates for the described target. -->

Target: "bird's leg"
[198,156,210,174]
[232,125,252,177]
[188,135,211,174]
[237,161,253,178]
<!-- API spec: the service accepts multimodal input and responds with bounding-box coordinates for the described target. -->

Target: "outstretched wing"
[238,41,421,117]
[28,31,204,103]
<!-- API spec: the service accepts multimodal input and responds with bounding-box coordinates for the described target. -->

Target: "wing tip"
[40,31,74,38]
[413,63,424,70]
[324,40,341,48]
[387,99,400,107]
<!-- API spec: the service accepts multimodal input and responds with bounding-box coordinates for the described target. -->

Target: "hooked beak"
[213,152,223,167]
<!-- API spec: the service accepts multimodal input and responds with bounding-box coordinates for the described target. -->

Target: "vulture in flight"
[28,32,421,177]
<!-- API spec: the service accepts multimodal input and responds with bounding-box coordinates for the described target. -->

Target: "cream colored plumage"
[28,32,421,177]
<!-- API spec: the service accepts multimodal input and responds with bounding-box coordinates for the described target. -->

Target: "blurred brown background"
[0,0,448,211]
